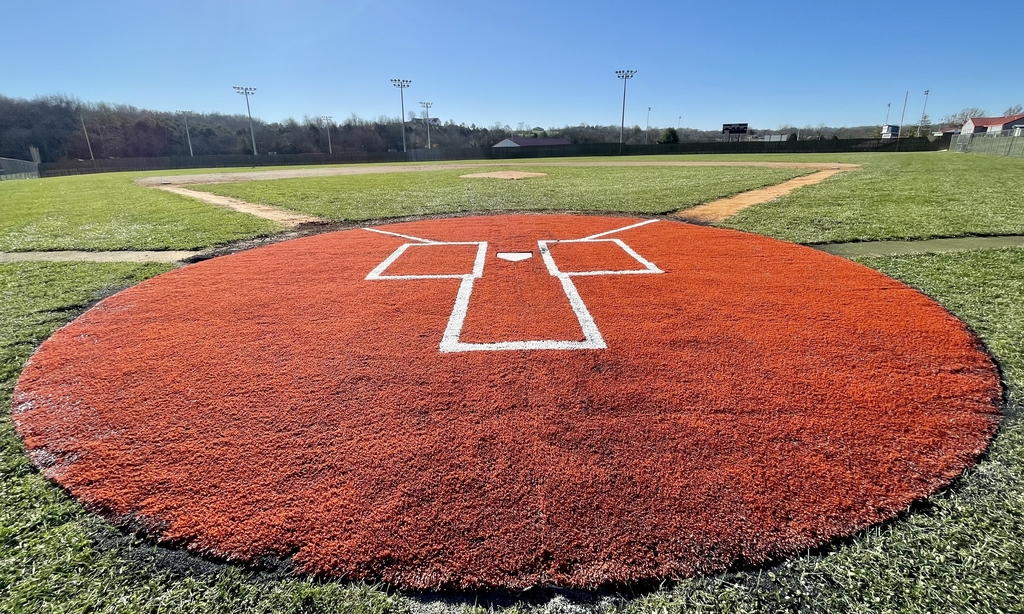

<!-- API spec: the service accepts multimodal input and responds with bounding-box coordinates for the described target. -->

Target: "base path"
[138,161,857,227]
[14,214,1001,590]
[0,250,200,263]
[673,168,849,223]
[150,184,325,227]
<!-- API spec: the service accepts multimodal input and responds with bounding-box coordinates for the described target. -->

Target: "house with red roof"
[493,136,572,148]
[961,114,1024,135]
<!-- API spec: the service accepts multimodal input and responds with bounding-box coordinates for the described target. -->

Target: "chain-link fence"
[951,130,1024,158]
[0,157,40,180]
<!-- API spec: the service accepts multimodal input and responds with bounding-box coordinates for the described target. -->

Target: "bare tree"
[1004,104,1023,116]
[942,107,987,128]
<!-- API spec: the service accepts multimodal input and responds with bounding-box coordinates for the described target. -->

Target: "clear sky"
[5,0,1022,130]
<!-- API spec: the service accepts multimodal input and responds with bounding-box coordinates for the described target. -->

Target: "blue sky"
[5,0,1022,130]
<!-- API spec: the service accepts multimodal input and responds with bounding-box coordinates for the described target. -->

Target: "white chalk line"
[365,219,663,352]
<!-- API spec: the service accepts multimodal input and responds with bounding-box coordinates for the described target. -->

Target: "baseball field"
[2,152,1023,612]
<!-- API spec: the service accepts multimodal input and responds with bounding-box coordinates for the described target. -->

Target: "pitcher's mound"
[13,214,1002,590]
[460,170,547,179]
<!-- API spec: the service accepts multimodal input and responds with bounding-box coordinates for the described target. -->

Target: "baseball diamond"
[12,214,1002,589]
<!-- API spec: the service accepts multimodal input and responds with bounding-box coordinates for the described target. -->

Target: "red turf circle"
[13,214,1002,589]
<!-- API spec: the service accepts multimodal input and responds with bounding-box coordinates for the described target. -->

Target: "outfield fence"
[38,136,950,178]
[0,156,40,180]
[951,130,1024,159]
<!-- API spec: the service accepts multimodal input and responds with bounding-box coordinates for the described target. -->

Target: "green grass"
[190,165,812,221]
[0,174,281,252]
[722,153,1024,243]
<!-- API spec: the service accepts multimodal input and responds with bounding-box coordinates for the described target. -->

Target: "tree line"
[2,93,993,164]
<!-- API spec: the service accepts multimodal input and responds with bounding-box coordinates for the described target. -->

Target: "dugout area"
[13,214,1003,589]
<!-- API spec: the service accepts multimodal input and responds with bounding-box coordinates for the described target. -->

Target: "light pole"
[176,110,194,156]
[420,101,433,149]
[391,78,411,152]
[645,106,652,145]
[678,115,681,129]
[884,102,891,126]
[232,86,258,156]
[896,90,909,152]
[615,70,636,154]
[918,89,930,137]
[321,115,333,154]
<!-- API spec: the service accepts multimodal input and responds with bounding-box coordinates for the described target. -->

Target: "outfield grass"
[189,165,812,221]
[721,153,1024,243]
[0,174,281,252]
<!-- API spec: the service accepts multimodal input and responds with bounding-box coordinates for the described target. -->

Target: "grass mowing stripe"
[190,166,812,221]
[723,153,1024,244]
[0,175,282,252]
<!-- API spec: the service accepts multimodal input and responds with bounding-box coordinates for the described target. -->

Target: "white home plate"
[497,252,533,262]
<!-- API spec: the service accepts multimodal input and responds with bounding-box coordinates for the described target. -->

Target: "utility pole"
[391,79,411,152]
[884,102,891,126]
[79,113,94,161]
[321,115,333,154]
[232,86,258,156]
[645,107,651,144]
[177,111,194,156]
[918,89,930,137]
[420,102,433,149]
[896,90,909,152]
[615,70,636,154]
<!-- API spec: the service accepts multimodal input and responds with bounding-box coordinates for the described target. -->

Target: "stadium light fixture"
[420,102,433,149]
[232,86,258,156]
[321,115,333,154]
[176,110,194,156]
[646,106,652,145]
[391,79,412,152]
[884,102,891,126]
[615,70,637,153]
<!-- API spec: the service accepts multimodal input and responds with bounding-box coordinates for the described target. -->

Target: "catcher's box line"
[363,219,662,352]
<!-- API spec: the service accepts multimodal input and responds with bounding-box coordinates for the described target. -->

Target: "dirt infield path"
[673,168,849,222]
[138,161,857,227]
[150,185,326,227]
[0,250,200,263]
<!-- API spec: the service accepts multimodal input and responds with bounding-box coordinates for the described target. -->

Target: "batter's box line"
[363,220,662,352]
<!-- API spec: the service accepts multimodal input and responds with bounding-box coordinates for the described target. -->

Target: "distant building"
[492,137,572,148]
[961,114,1024,135]
[880,124,900,139]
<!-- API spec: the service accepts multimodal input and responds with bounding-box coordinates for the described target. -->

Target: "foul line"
[362,227,438,244]
[578,219,659,241]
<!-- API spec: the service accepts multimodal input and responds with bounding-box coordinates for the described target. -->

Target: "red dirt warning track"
[13,214,1002,589]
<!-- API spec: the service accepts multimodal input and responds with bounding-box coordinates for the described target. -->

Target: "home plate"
[12,214,1002,590]
[496,251,532,262]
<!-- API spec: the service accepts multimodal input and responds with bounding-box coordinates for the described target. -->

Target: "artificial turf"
[13,216,1001,590]
[188,165,812,221]
[2,153,1024,611]
[0,173,281,252]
